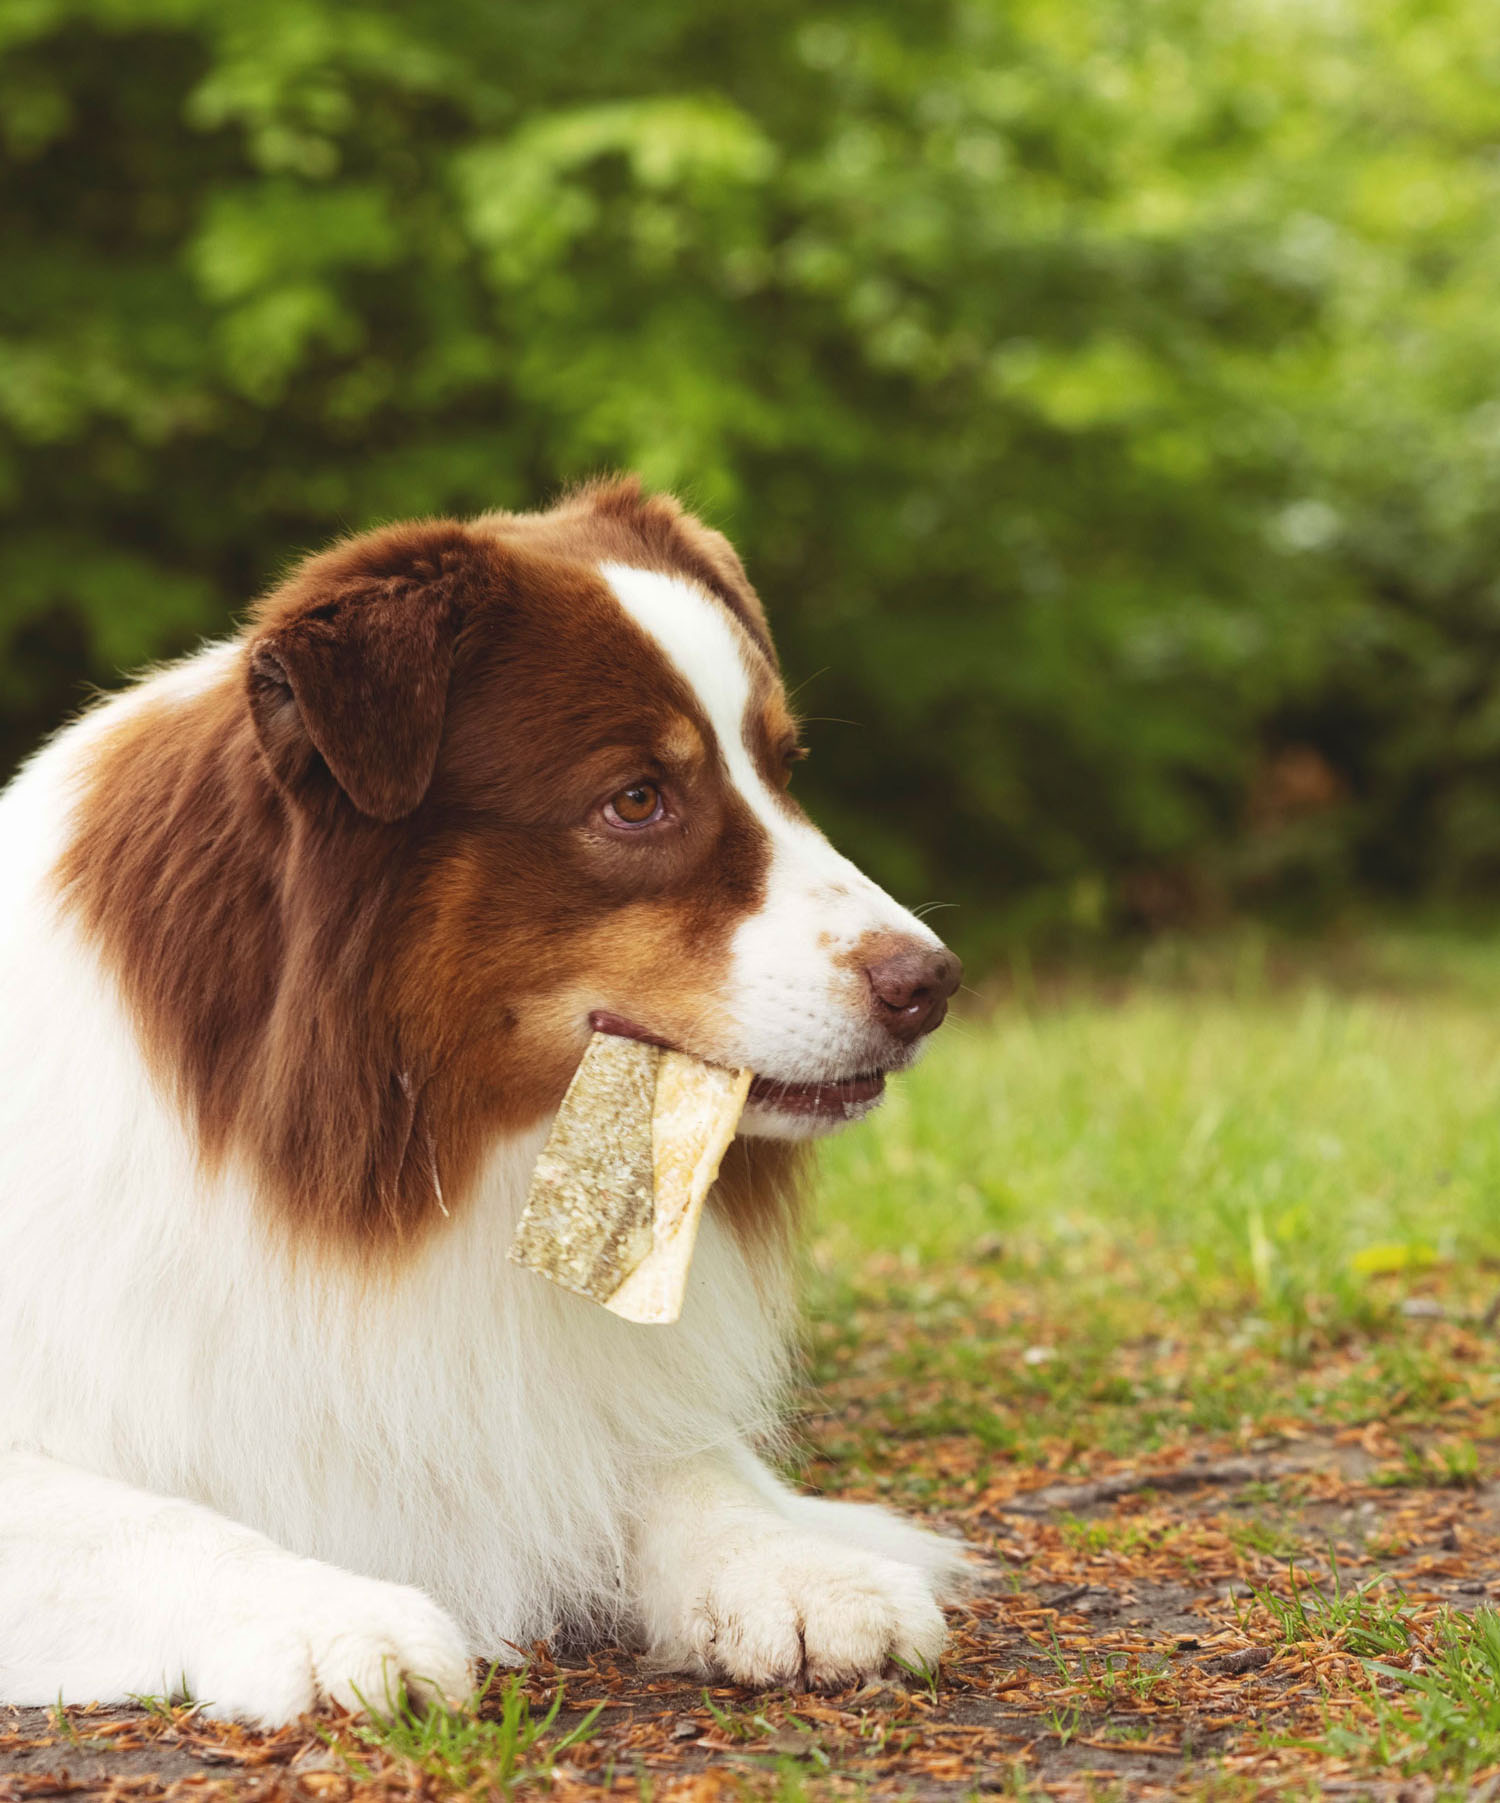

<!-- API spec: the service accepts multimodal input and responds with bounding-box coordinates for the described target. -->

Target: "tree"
[5,0,1500,951]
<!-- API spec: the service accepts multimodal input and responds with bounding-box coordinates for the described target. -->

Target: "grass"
[1257,1588,1500,1795]
[791,930,1500,1795]
[1372,1435,1484,1489]
[1245,1557,1422,1657]
[804,933,1500,1485]
[816,937,1500,1316]
[337,1669,602,1793]
[1350,1605,1500,1787]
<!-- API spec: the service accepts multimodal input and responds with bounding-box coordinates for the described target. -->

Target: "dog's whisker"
[784,668,831,704]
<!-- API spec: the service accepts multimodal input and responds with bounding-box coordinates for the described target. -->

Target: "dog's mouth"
[744,1068,887,1118]
[587,1010,887,1121]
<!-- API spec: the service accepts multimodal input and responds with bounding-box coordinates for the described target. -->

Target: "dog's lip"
[586,1010,888,1116]
[587,1010,677,1052]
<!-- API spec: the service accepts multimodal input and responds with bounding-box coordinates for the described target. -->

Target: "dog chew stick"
[508,1034,659,1304]
[507,1033,751,1324]
[604,1052,753,1325]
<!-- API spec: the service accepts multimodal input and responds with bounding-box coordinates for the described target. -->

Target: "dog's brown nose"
[865,941,962,1044]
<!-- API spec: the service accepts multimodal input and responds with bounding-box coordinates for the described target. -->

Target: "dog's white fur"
[0,570,957,1723]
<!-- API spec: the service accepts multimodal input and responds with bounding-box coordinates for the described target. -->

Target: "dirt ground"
[4,1429,1496,1802]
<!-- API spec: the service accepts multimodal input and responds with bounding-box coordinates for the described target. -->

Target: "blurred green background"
[5,0,1500,964]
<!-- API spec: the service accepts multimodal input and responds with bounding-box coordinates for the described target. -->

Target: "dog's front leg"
[629,1449,947,1689]
[0,1451,470,1724]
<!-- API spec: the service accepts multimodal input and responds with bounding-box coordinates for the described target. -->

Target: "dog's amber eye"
[605,782,662,827]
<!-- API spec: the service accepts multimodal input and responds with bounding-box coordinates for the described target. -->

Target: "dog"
[0,478,962,1725]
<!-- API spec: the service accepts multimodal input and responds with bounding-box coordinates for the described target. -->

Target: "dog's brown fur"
[55,482,805,1256]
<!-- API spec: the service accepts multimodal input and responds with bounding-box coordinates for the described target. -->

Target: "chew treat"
[604,1052,754,1325]
[508,1033,752,1324]
[508,1034,660,1304]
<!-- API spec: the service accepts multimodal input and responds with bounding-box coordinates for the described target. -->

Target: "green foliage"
[5,0,1500,948]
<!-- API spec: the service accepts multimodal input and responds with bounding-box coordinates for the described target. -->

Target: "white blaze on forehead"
[600,563,783,836]
[599,563,942,1106]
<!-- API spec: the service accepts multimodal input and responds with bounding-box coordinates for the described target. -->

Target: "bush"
[5,0,1500,955]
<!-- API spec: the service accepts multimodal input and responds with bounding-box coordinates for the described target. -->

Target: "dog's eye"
[604,782,664,828]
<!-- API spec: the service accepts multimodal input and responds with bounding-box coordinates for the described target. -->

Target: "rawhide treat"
[508,1032,752,1324]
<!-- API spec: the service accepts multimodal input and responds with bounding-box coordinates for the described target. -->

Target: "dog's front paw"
[191,1565,472,1726]
[674,1530,946,1690]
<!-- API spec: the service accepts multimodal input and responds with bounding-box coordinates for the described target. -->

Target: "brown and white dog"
[0,479,961,1724]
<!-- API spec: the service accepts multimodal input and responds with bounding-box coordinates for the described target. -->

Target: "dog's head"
[247,481,959,1150]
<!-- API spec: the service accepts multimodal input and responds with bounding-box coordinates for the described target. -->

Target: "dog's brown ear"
[248,526,477,822]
